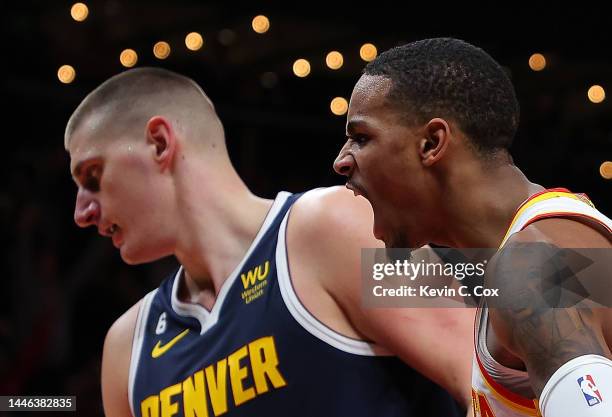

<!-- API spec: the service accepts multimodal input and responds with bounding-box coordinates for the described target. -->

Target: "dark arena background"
[1,2,610,416]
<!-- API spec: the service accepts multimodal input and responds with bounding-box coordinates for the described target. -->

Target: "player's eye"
[346,134,369,145]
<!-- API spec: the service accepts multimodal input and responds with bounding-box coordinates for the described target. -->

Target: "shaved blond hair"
[65,67,224,152]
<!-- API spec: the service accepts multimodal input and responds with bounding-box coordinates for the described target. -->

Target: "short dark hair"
[364,38,519,153]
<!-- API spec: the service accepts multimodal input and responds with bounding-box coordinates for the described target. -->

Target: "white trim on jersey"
[275,200,390,357]
[500,196,612,247]
[128,289,157,417]
[170,268,211,331]
[476,304,534,398]
[170,191,292,335]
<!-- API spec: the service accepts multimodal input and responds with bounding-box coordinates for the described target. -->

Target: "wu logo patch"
[577,375,603,406]
[241,261,270,304]
[241,261,270,289]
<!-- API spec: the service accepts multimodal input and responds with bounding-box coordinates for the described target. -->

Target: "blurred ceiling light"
[326,51,344,70]
[57,65,76,84]
[120,49,138,68]
[600,161,612,179]
[71,3,89,22]
[360,43,377,62]
[528,53,546,71]
[153,41,171,59]
[293,59,311,77]
[252,15,270,34]
[185,32,204,51]
[330,97,348,116]
[588,85,606,103]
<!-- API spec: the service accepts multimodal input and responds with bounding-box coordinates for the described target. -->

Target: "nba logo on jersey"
[577,375,603,406]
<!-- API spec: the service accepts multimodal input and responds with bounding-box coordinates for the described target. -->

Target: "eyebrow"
[346,119,371,133]
[71,157,99,178]
[72,162,84,177]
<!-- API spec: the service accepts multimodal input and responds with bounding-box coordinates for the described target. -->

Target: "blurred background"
[1,1,610,415]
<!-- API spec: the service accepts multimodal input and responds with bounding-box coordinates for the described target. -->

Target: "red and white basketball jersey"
[471,188,612,417]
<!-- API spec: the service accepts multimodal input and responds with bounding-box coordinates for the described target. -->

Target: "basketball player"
[333,38,612,417]
[65,68,474,417]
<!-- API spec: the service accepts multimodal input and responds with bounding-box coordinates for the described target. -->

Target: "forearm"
[494,307,609,395]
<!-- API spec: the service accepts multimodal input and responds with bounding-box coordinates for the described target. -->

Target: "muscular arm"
[101,300,141,417]
[288,187,474,406]
[488,218,612,397]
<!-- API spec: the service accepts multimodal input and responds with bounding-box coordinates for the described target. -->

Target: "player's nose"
[333,142,355,177]
[74,188,100,228]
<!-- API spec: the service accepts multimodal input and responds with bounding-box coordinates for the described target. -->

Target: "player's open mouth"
[346,181,368,199]
[108,224,123,247]
[112,231,123,247]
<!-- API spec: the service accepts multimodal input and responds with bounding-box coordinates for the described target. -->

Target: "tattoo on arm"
[488,242,610,396]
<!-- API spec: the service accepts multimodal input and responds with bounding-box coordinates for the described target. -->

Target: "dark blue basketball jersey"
[128,191,462,417]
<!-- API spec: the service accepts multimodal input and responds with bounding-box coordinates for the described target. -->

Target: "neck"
[434,163,543,248]
[172,157,274,302]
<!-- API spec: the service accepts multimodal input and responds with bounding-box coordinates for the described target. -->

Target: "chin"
[119,245,164,265]
[119,249,144,265]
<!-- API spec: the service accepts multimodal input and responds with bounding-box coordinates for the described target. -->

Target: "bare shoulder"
[287,186,382,292]
[101,299,143,417]
[105,299,142,346]
[288,186,382,264]
[289,186,378,239]
[285,186,381,339]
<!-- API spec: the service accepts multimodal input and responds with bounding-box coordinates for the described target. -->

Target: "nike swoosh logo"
[151,329,190,358]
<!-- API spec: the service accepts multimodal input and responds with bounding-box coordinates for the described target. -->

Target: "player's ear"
[419,118,451,167]
[146,116,177,171]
